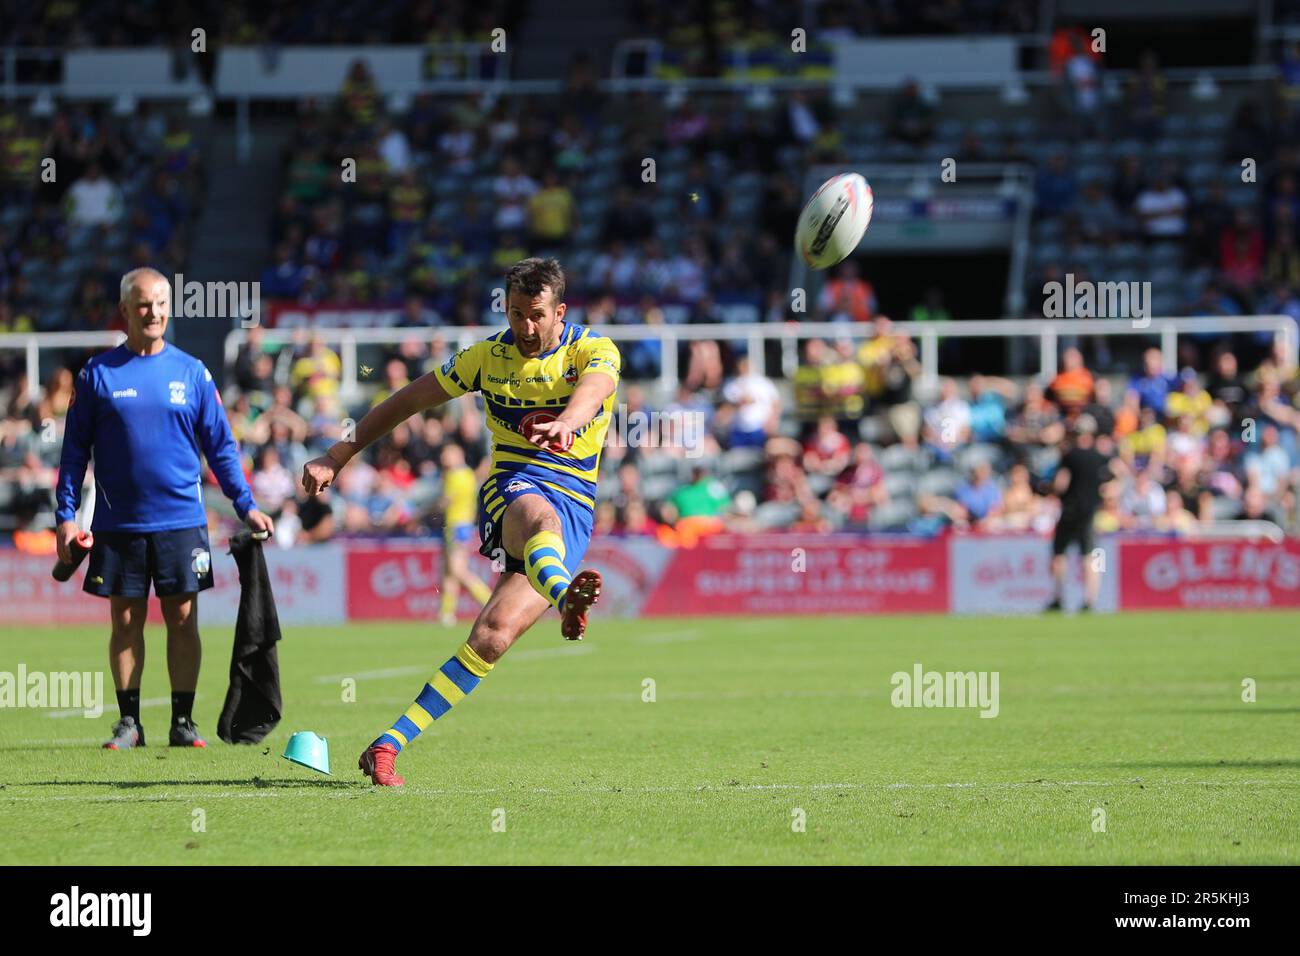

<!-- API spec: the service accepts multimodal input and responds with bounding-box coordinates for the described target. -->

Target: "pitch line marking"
[3,779,1298,804]
[311,644,596,683]
[46,697,169,719]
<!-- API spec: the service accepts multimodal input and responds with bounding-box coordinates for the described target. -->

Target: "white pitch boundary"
[45,697,170,719]
[311,644,597,684]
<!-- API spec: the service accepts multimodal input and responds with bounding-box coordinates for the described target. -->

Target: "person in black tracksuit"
[1046,414,1113,612]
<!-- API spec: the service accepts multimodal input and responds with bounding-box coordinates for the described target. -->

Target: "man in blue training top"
[55,268,274,750]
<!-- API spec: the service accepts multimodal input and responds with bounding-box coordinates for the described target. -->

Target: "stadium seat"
[1193,113,1231,135]
[721,447,765,474]
[753,500,800,530]
[639,473,680,503]
[879,444,927,473]
[917,468,961,497]
[867,499,918,531]
[936,118,965,141]
[807,473,834,497]
[1033,219,1064,242]
[956,444,1003,476]
[883,471,915,500]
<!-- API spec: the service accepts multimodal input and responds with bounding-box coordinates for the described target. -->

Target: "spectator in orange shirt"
[1048,347,1095,415]
[817,260,876,323]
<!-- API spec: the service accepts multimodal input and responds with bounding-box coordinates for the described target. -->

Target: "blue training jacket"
[55,343,257,532]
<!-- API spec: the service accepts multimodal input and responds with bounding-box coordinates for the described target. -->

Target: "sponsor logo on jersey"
[111,388,138,399]
[519,409,558,436]
[504,480,533,493]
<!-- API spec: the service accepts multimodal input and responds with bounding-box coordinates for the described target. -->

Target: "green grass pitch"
[1,610,1297,865]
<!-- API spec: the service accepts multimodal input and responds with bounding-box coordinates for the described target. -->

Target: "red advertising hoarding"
[1119,539,1300,610]
[640,535,949,616]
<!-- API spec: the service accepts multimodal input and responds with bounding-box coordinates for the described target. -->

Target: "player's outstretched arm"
[302,370,454,495]
[529,369,618,451]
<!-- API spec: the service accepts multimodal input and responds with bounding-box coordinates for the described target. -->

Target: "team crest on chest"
[169,380,187,405]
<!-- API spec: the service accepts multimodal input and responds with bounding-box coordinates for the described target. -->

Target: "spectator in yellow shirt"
[858,315,899,401]
[290,335,342,402]
[1164,369,1212,435]
[793,338,832,423]
[824,339,866,422]
[1121,405,1167,469]
[528,169,576,248]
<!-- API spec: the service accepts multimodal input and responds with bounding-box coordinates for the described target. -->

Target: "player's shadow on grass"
[1092,758,1300,769]
[1165,707,1300,715]
[24,778,361,789]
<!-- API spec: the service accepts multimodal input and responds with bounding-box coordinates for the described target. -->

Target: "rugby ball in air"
[796,172,873,270]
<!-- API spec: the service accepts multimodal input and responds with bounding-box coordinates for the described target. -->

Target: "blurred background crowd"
[3,0,1299,549]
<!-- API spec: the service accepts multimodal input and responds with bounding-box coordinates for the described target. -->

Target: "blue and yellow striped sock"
[525,530,571,612]
[373,642,494,752]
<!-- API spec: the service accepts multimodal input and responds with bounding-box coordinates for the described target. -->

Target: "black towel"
[217,531,283,744]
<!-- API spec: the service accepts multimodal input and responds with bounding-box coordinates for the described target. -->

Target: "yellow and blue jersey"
[442,464,478,543]
[434,321,621,513]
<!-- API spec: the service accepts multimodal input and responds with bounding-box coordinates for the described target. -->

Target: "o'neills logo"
[50,886,151,936]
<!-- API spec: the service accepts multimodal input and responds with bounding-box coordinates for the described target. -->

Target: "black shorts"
[83,526,214,599]
[1052,514,1096,557]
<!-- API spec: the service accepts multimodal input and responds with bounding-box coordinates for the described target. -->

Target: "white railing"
[0,331,125,401]
[218,315,1299,398]
[1,316,1293,404]
[1192,520,1285,543]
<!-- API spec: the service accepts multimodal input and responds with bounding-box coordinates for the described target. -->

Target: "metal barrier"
[1192,521,1285,543]
[0,331,125,401]
[217,314,1299,399]
[1,316,1293,403]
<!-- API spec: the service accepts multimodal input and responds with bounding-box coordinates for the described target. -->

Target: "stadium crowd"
[6,310,1296,550]
[4,12,1300,548]
[0,0,527,51]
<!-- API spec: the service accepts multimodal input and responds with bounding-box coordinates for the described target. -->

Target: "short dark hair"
[505,257,566,305]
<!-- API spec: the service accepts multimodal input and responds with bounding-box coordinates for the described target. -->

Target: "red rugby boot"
[560,569,602,641]
[358,742,405,787]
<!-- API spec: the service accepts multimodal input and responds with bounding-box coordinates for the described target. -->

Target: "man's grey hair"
[119,267,170,303]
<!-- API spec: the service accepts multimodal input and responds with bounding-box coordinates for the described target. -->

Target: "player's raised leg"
[104,595,147,749]
[160,593,207,747]
[359,573,549,786]
[503,491,601,641]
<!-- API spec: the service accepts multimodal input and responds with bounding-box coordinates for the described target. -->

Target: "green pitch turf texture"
[1,611,1297,865]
